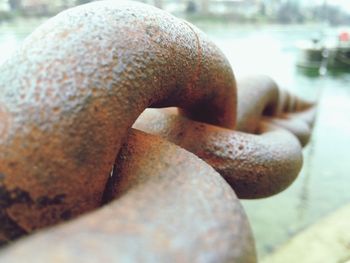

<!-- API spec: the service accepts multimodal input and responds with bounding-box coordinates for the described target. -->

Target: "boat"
[296,31,350,73]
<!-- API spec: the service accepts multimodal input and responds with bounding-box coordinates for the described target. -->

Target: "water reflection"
[296,133,315,222]
[297,65,350,78]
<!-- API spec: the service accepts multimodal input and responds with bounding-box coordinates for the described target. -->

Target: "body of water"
[1,18,350,260]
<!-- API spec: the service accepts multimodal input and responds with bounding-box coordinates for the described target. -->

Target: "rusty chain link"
[0,1,316,262]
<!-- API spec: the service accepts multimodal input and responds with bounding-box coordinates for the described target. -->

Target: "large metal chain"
[134,75,315,199]
[0,1,315,262]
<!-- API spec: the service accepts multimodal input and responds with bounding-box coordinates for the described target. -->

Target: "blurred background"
[1,0,349,262]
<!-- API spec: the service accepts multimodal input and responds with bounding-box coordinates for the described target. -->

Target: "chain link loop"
[0,1,315,262]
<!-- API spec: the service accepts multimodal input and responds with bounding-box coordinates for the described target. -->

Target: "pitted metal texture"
[0,0,236,240]
[134,76,316,198]
[0,131,256,263]
[236,75,315,146]
[0,1,316,262]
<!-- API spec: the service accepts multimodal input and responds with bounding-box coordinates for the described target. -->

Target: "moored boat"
[296,31,350,72]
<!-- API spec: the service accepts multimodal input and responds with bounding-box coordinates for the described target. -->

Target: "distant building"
[18,0,75,15]
[139,0,261,17]
[209,0,260,17]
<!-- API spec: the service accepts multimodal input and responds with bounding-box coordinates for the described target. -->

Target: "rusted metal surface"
[0,1,316,262]
[0,1,236,242]
[134,110,302,198]
[134,76,315,198]
[236,75,315,146]
[0,131,256,263]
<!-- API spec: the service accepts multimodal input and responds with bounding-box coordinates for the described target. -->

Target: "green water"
[1,18,350,260]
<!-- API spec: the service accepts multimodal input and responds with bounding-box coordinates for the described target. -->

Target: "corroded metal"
[134,110,303,198]
[0,1,236,242]
[0,131,256,263]
[133,75,315,199]
[236,75,315,146]
[0,1,316,262]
